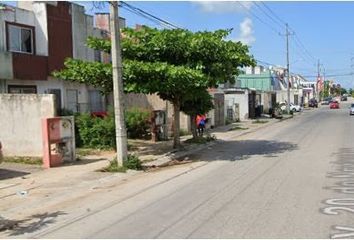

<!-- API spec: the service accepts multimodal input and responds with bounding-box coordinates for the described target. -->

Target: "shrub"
[102,154,143,172]
[123,154,143,170]
[125,108,151,139]
[75,113,115,149]
[74,108,152,149]
[102,160,127,173]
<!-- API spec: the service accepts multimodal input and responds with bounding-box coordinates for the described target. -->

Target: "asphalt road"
[39,101,354,239]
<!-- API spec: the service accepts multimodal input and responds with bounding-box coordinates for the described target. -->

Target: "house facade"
[221,65,316,121]
[0,1,125,114]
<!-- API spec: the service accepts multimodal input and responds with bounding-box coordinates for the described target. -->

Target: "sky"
[5,1,354,89]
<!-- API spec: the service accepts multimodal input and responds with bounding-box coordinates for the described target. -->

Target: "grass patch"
[3,156,42,165]
[101,160,127,173]
[252,119,269,124]
[76,148,115,157]
[101,154,143,173]
[179,129,191,137]
[185,134,217,144]
[228,126,249,131]
[76,148,101,156]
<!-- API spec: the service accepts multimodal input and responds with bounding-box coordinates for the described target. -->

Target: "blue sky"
[5,1,354,89]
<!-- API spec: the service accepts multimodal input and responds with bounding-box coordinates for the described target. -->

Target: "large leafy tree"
[54,26,255,148]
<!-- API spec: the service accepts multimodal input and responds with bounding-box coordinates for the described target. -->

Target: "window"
[7,23,34,54]
[8,85,37,94]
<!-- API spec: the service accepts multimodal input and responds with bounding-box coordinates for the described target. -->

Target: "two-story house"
[0,1,125,114]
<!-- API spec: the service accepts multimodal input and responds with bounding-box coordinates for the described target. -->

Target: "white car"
[350,103,354,115]
[290,103,302,112]
[279,102,302,112]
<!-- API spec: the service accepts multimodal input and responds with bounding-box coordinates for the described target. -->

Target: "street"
[25,102,354,239]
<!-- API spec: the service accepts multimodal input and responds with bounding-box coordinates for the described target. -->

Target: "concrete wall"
[224,90,249,121]
[0,52,13,79]
[4,78,105,113]
[0,94,55,157]
[261,92,272,114]
[276,90,299,104]
[72,3,96,61]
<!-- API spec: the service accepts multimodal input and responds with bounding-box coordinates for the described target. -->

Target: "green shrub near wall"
[75,113,116,149]
[73,107,151,149]
[125,107,151,139]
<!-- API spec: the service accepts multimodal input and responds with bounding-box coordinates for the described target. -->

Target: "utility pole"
[110,1,128,166]
[285,23,291,114]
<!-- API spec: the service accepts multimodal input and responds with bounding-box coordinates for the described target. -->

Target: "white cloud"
[236,17,255,45]
[194,1,253,13]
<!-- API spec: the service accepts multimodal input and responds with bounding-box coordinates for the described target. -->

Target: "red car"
[330,101,340,109]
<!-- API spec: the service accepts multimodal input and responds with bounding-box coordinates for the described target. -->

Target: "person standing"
[196,114,206,137]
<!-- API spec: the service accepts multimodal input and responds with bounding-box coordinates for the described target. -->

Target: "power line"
[120,5,163,28]
[291,32,317,62]
[259,2,317,64]
[237,1,281,36]
[260,2,287,26]
[120,1,182,29]
[253,2,284,29]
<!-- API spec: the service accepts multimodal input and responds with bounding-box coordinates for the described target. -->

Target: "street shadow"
[0,169,30,181]
[0,211,66,236]
[183,140,298,162]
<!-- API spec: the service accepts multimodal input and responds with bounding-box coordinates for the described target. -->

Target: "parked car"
[309,98,318,108]
[290,103,301,112]
[330,101,340,109]
[350,104,354,115]
[278,102,301,112]
[341,95,348,101]
[321,97,332,105]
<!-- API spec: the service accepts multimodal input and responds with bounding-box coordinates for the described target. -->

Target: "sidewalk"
[0,112,302,235]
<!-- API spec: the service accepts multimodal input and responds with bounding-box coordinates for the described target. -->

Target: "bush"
[123,154,143,170]
[102,154,143,172]
[74,108,152,149]
[125,108,151,139]
[75,113,115,149]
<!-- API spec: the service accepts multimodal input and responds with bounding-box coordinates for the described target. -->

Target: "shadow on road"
[185,140,298,162]
[0,169,30,181]
[0,211,66,236]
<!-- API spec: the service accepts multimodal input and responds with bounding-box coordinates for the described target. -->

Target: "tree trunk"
[190,114,197,139]
[173,101,181,149]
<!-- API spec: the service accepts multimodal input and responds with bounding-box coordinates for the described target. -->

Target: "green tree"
[54,26,255,148]
[341,88,348,95]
